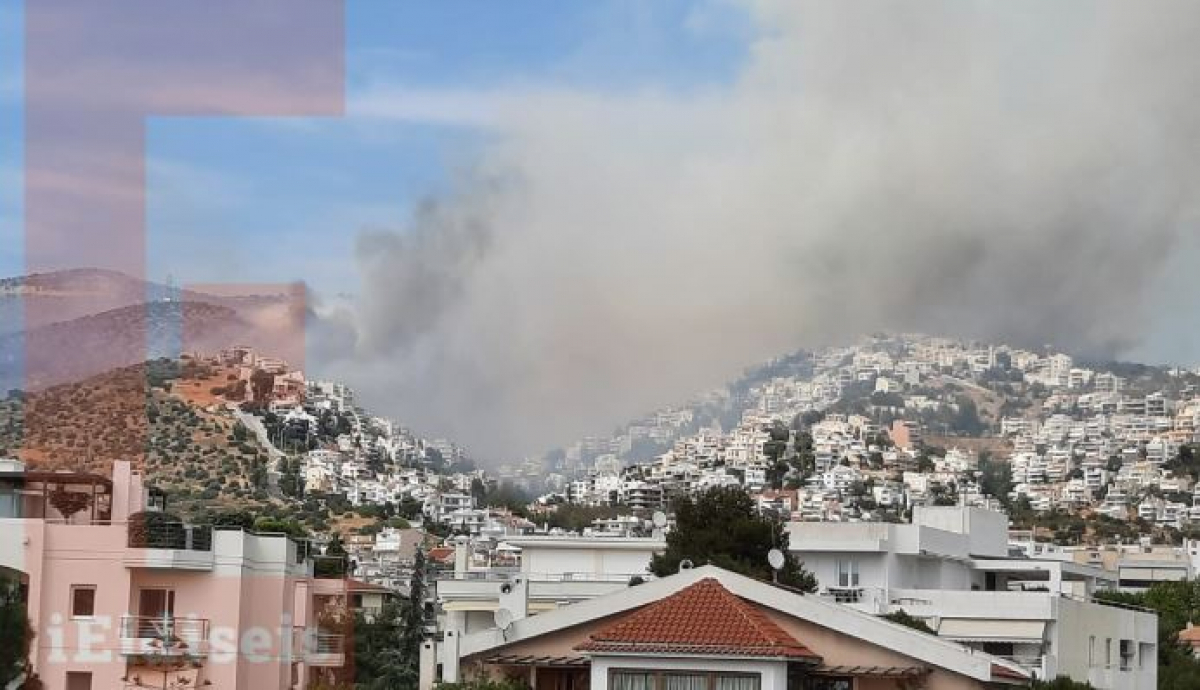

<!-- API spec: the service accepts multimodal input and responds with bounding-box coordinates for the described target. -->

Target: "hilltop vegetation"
[0,358,277,518]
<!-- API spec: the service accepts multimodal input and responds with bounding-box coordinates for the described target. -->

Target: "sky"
[0,0,750,294]
[2,1,1200,458]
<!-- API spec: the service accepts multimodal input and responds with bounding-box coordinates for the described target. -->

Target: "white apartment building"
[786,506,1157,689]
[432,535,664,637]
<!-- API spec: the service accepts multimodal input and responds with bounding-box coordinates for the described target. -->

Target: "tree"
[316,534,349,578]
[48,486,91,523]
[280,456,304,498]
[977,451,1013,507]
[650,487,816,592]
[353,600,405,690]
[249,369,275,403]
[399,550,427,683]
[0,571,35,688]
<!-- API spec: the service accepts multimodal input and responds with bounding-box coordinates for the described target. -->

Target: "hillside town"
[20,334,1178,687]
[524,334,1200,534]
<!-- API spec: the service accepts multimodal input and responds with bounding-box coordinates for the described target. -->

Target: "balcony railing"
[118,616,209,656]
[127,521,213,551]
[293,627,346,667]
[436,570,651,583]
[825,586,864,604]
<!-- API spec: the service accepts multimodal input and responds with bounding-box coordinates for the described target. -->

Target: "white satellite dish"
[767,549,785,571]
[652,511,668,528]
[494,608,515,631]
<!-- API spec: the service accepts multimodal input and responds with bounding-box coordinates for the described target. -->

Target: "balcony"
[124,519,214,570]
[293,627,346,667]
[435,571,651,610]
[119,615,210,657]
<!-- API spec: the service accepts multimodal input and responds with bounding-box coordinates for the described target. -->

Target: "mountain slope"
[0,301,253,391]
[0,359,276,515]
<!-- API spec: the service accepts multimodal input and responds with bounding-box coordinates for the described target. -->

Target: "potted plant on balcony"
[128,511,187,549]
[48,486,91,524]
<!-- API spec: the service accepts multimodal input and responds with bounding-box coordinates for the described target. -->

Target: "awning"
[937,619,1046,643]
[811,665,928,678]
[441,601,500,612]
[485,655,589,668]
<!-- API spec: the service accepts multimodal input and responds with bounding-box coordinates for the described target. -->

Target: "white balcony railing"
[118,615,209,657]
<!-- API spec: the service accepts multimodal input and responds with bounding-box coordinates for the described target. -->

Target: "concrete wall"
[912,506,1008,558]
[521,546,655,577]
[1055,597,1157,690]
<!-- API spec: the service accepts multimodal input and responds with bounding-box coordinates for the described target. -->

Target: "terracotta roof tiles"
[575,578,820,660]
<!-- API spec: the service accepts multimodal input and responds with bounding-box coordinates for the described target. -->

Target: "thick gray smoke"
[315,0,1200,458]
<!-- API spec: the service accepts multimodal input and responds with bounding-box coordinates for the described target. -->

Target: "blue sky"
[0,0,751,294]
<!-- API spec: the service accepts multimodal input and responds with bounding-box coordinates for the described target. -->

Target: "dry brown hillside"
[0,359,275,513]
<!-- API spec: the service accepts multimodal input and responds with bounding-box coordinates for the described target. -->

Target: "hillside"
[0,359,278,516]
[0,301,254,391]
[0,267,292,334]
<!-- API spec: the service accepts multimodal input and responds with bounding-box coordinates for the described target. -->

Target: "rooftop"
[575,577,819,659]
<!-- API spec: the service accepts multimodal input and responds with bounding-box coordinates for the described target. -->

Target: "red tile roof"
[990,663,1030,682]
[428,546,455,563]
[1179,624,1200,644]
[575,578,820,660]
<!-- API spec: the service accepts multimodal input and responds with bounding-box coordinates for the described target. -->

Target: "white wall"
[912,506,1008,558]
[521,547,655,577]
[1055,597,1157,690]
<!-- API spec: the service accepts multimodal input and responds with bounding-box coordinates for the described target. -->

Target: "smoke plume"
[315,0,1200,458]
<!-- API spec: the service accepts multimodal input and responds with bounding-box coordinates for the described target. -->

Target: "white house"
[786,506,1157,688]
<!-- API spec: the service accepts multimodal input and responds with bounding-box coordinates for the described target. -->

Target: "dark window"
[801,680,851,690]
[66,672,92,690]
[71,586,96,617]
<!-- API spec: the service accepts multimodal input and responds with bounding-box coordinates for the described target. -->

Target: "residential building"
[0,460,348,690]
[423,566,1031,690]
[786,506,1157,688]
[433,535,664,637]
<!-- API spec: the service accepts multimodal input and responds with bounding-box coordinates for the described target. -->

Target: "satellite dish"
[494,608,514,631]
[652,511,668,528]
[767,549,786,571]
[679,559,694,571]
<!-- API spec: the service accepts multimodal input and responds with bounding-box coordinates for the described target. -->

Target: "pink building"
[0,459,348,690]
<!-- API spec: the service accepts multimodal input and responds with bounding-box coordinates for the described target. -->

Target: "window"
[1105,638,1113,668]
[65,672,92,690]
[611,672,656,690]
[610,671,761,690]
[836,560,859,587]
[716,677,761,690]
[70,586,96,618]
[1120,639,1134,671]
[1088,636,1096,666]
[664,675,708,690]
[801,679,851,690]
[1139,642,1155,669]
